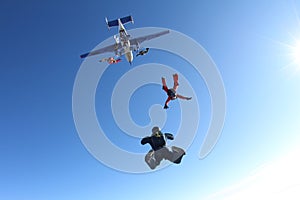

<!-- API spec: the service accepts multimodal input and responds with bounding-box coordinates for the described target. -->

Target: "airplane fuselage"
[117,19,133,64]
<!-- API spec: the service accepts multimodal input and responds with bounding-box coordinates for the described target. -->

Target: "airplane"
[80,15,170,65]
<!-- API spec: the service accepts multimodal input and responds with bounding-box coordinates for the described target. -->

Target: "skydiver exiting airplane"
[99,57,121,64]
[141,126,186,170]
[162,73,192,109]
[136,48,149,57]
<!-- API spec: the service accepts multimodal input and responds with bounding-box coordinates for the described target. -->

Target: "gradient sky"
[1,0,300,199]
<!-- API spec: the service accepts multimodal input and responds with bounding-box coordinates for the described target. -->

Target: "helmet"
[152,126,160,134]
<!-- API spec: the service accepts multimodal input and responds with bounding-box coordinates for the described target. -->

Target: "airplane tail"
[105,15,134,29]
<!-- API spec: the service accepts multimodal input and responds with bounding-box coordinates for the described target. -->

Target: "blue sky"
[1,0,300,199]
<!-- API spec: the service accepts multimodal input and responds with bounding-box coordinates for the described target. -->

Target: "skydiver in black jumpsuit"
[136,48,149,57]
[141,126,186,169]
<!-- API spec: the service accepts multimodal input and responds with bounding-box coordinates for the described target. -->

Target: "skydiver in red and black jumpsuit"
[162,73,192,109]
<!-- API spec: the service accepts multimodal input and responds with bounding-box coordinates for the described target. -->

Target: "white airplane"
[80,15,170,65]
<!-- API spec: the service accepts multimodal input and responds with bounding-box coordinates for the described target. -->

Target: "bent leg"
[145,150,158,170]
[171,146,186,164]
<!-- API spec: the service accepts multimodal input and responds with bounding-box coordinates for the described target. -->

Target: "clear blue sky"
[1,0,300,199]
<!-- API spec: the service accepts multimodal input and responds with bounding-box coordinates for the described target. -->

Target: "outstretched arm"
[176,94,192,100]
[164,133,174,140]
[164,96,172,109]
[141,137,150,145]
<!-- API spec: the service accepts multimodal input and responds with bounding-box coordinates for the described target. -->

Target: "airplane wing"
[130,30,170,47]
[80,43,121,58]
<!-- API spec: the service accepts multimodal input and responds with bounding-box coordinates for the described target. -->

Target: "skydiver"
[99,57,121,64]
[136,48,149,57]
[162,73,192,109]
[141,126,186,170]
